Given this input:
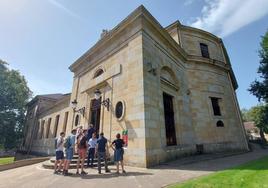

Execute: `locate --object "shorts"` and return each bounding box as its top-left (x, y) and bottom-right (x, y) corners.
top-left (78, 148), bottom-right (87, 158)
top-left (66, 148), bottom-right (74, 161)
top-left (55, 150), bottom-right (64, 160)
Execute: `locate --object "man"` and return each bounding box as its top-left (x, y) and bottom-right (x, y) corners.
top-left (54, 132), bottom-right (65, 174)
top-left (76, 129), bottom-right (88, 175)
top-left (87, 124), bottom-right (95, 141)
top-left (63, 129), bottom-right (76, 176)
top-left (87, 132), bottom-right (97, 167)
top-left (95, 132), bottom-right (110, 174)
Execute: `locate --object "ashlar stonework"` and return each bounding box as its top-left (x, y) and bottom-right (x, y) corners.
top-left (22, 5), bottom-right (248, 167)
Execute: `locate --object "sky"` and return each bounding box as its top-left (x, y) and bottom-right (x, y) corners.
top-left (0, 0), bottom-right (268, 109)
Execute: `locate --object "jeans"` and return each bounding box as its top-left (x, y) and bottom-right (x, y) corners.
top-left (87, 148), bottom-right (95, 166)
top-left (97, 152), bottom-right (108, 173)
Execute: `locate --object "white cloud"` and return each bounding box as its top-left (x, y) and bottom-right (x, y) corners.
top-left (191, 0), bottom-right (268, 37)
top-left (47, 0), bottom-right (82, 20)
top-left (184, 0), bottom-right (195, 6)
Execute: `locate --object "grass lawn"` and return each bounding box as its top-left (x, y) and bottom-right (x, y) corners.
top-left (0, 157), bottom-right (14, 165)
top-left (169, 156), bottom-right (268, 188)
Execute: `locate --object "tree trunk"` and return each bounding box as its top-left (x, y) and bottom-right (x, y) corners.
top-left (259, 128), bottom-right (267, 145)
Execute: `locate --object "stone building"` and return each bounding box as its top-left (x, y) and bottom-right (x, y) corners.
top-left (22, 5), bottom-right (248, 167)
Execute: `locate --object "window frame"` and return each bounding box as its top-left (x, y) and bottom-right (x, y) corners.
top-left (210, 97), bottom-right (222, 116)
top-left (200, 43), bottom-right (210, 58)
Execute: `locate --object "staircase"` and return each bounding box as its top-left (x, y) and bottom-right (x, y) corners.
top-left (42, 154), bottom-right (113, 169)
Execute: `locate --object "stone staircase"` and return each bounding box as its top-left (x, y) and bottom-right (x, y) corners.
top-left (42, 154), bottom-right (113, 169)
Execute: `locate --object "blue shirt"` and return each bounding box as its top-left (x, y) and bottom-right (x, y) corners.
top-left (87, 127), bottom-right (95, 140)
top-left (69, 134), bottom-right (76, 149)
top-left (97, 136), bottom-right (107, 152)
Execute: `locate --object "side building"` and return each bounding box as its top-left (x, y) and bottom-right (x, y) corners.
top-left (22, 5), bottom-right (248, 167)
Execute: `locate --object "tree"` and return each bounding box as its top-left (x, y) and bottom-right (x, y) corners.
top-left (241, 108), bottom-right (253, 122)
top-left (249, 104), bottom-right (268, 144)
top-left (249, 30), bottom-right (268, 102)
top-left (0, 60), bottom-right (32, 150)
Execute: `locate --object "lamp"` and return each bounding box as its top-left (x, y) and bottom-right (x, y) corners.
top-left (94, 89), bottom-right (110, 111)
top-left (70, 99), bottom-right (85, 117)
top-left (94, 89), bottom-right (101, 100)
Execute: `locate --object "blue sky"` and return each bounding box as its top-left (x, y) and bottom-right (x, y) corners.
top-left (0, 0), bottom-right (268, 109)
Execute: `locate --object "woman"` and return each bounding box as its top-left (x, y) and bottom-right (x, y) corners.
top-left (111, 133), bottom-right (126, 174)
top-left (76, 130), bottom-right (88, 175)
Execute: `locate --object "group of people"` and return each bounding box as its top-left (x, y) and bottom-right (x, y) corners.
top-left (53, 124), bottom-right (126, 176)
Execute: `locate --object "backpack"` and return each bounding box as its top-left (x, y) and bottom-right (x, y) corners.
top-left (64, 136), bottom-right (71, 149)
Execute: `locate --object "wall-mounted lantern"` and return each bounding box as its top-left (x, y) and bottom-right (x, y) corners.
top-left (94, 89), bottom-right (110, 111)
top-left (70, 99), bottom-right (85, 117)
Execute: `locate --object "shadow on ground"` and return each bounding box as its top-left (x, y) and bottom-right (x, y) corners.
top-left (149, 147), bottom-right (268, 172)
top-left (66, 171), bottom-right (153, 179)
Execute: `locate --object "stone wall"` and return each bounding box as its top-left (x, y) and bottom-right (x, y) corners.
top-left (23, 6), bottom-right (248, 167)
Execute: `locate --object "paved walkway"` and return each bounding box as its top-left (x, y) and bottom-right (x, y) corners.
top-left (0, 146), bottom-right (267, 188)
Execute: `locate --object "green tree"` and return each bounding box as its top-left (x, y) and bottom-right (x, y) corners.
top-left (249, 30), bottom-right (268, 102)
top-left (241, 108), bottom-right (253, 122)
top-left (250, 104), bottom-right (268, 144)
top-left (0, 60), bottom-right (32, 150)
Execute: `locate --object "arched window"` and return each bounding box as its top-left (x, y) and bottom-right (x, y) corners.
top-left (75, 114), bottom-right (80, 127)
top-left (93, 69), bottom-right (104, 78)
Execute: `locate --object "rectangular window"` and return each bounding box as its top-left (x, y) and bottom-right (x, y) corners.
top-left (40, 120), bottom-right (45, 139)
top-left (200, 43), bottom-right (210, 58)
top-left (163, 92), bottom-right (177, 146)
top-left (62, 112), bottom-right (69, 134)
top-left (34, 121), bottom-right (40, 140)
top-left (53, 115), bottom-right (60, 137)
top-left (210, 97), bottom-right (221, 116)
top-left (45, 118), bottom-right (51, 138)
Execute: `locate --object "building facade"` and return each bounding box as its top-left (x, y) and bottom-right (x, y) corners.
top-left (22, 6), bottom-right (249, 167)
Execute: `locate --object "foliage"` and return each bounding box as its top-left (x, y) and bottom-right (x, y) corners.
top-left (0, 60), bottom-right (32, 150)
top-left (249, 104), bottom-right (268, 143)
top-left (241, 104), bottom-right (268, 143)
top-left (169, 156), bottom-right (268, 188)
top-left (249, 30), bottom-right (268, 102)
top-left (0, 157), bottom-right (14, 165)
top-left (241, 108), bottom-right (253, 122)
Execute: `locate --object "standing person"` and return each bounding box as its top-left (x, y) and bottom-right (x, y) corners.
top-left (111, 133), bottom-right (126, 174)
top-left (54, 132), bottom-right (65, 174)
top-left (95, 132), bottom-right (110, 174)
top-left (63, 129), bottom-right (76, 176)
top-left (87, 132), bottom-right (97, 167)
top-left (76, 126), bottom-right (83, 141)
top-left (76, 129), bottom-right (88, 175)
top-left (87, 124), bottom-right (95, 141)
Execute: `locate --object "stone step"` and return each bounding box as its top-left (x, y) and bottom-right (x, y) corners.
top-left (42, 160), bottom-right (113, 169)
top-left (50, 155), bottom-right (112, 164)
top-left (50, 158), bottom-right (103, 164)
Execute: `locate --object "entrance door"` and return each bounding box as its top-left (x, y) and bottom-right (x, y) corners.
top-left (90, 98), bottom-right (101, 135)
top-left (163, 92), bottom-right (177, 146)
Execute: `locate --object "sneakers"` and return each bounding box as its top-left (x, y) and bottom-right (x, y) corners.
top-left (81, 171), bottom-right (88, 175)
top-left (122, 170), bottom-right (126, 174)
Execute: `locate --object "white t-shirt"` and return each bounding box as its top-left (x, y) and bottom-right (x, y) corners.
top-left (56, 137), bottom-right (64, 151)
top-left (88, 138), bottom-right (97, 149)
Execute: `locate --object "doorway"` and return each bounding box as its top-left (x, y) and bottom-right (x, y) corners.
top-left (90, 98), bottom-right (101, 136)
top-left (163, 92), bottom-right (177, 146)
